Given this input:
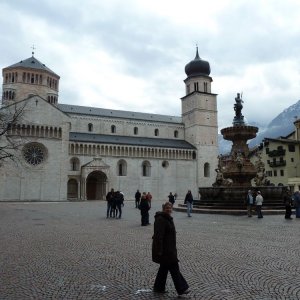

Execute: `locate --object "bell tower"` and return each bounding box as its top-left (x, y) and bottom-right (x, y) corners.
top-left (181, 48), bottom-right (218, 186)
top-left (2, 51), bottom-right (60, 105)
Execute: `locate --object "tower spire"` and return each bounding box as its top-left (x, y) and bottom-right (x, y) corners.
top-left (31, 44), bottom-right (36, 57)
top-left (195, 44), bottom-right (200, 60)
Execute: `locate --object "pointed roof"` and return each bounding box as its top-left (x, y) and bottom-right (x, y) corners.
top-left (4, 56), bottom-right (59, 77)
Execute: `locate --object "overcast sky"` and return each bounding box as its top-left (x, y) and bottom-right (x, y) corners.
top-left (1, 0), bottom-right (300, 130)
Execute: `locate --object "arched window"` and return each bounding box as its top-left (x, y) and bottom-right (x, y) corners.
top-left (88, 123), bottom-right (93, 132)
top-left (111, 125), bottom-right (116, 133)
top-left (154, 129), bottom-right (159, 136)
top-left (174, 130), bottom-right (178, 138)
top-left (142, 161), bottom-right (151, 177)
top-left (204, 162), bottom-right (210, 177)
top-left (70, 157), bottom-right (80, 171)
top-left (117, 159), bottom-right (127, 176)
top-left (134, 127), bottom-right (138, 135)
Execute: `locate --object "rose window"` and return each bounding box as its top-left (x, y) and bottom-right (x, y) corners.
top-left (23, 143), bottom-right (46, 166)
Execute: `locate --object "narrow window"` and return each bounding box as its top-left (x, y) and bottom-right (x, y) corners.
top-left (142, 161), bottom-right (151, 177)
top-left (204, 162), bottom-right (210, 177)
top-left (174, 130), bottom-right (178, 138)
top-left (134, 127), bottom-right (138, 135)
top-left (88, 123), bottom-right (93, 132)
top-left (274, 170), bottom-right (277, 177)
top-left (70, 157), bottom-right (80, 171)
top-left (194, 82), bottom-right (199, 91)
top-left (117, 160), bottom-right (127, 176)
top-left (154, 129), bottom-right (159, 136)
top-left (280, 170), bottom-right (284, 176)
top-left (111, 125), bottom-right (116, 133)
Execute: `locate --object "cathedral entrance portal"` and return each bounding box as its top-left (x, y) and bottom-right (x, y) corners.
top-left (86, 171), bottom-right (107, 200)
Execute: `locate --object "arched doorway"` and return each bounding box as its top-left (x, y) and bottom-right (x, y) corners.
top-left (67, 179), bottom-right (78, 199)
top-left (86, 171), bottom-right (107, 200)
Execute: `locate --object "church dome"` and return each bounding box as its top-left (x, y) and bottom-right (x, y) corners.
top-left (185, 48), bottom-right (211, 77)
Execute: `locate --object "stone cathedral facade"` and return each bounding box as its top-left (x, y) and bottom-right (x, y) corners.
top-left (0, 49), bottom-right (218, 201)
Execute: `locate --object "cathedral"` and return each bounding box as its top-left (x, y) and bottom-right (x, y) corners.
top-left (0, 49), bottom-right (218, 201)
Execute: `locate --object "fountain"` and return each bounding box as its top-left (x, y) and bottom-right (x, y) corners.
top-left (196, 93), bottom-right (287, 213)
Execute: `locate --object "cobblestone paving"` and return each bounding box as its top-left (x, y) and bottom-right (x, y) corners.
top-left (0, 200), bottom-right (299, 300)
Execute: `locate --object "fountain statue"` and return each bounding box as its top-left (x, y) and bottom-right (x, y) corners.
top-left (197, 93), bottom-right (287, 213)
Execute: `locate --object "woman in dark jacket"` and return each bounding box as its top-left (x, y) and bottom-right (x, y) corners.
top-left (152, 202), bottom-right (190, 295)
top-left (140, 192), bottom-right (150, 226)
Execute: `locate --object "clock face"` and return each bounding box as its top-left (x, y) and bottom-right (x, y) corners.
top-left (23, 143), bottom-right (46, 166)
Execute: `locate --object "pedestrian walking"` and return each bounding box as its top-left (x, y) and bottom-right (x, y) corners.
top-left (184, 190), bottom-right (193, 217)
top-left (135, 190), bottom-right (141, 208)
top-left (106, 188), bottom-right (114, 218)
top-left (152, 201), bottom-right (190, 296)
top-left (293, 190), bottom-right (300, 218)
top-left (283, 190), bottom-right (293, 219)
top-left (168, 192), bottom-right (175, 206)
top-left (140, 192), bottom-right (150, 226)
top-left (246, 190), bottom-right (254, 217)
top-left (255, 191), bottom-right (263, 218)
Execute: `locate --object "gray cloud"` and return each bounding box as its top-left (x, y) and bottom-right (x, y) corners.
top-left (1, 0), bottom-right (300, 131)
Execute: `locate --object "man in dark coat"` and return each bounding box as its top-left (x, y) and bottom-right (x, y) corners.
top-left (168, 192), bottom-right (175, 205)
top-left (152, 202), bottom-right (190, 296)
top-left (135, 190), bottom-right (141, 208)
top-left (115, 191), bottom-right (124, 219)
top-left (184, 190), bottom-right (193, 217)
top-left (106, 188), bottom-right (114, 218)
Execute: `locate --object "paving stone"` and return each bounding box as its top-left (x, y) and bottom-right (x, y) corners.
top-left (0, 201), bottom-right (299, 299)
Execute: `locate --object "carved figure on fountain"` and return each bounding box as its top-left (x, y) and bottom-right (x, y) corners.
top-left (253, 153), bottom-right (268, 186)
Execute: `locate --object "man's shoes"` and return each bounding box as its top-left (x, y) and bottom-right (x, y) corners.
top-left (178, 289), bottom-right (190, 295)
top-left (153, 289), bottom-right (168, 294)
top-left (188, 215), bottom-right (191, 217)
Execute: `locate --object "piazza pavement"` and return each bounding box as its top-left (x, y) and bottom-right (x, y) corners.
top-left (0, 199), bottom-right (299, 300)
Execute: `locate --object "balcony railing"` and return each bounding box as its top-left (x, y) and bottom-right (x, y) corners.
top-left (268, 149), bottom-right (286, 157)
top-left (269, 160), bottom-right (286, 167)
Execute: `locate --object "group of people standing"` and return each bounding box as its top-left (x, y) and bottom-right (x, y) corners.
top-left (246, 190), bottom-right (264, 218)
top-left (246, 189), bottom-right (300, 219)
top-left (106, 188), bottom-right (124, 219)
